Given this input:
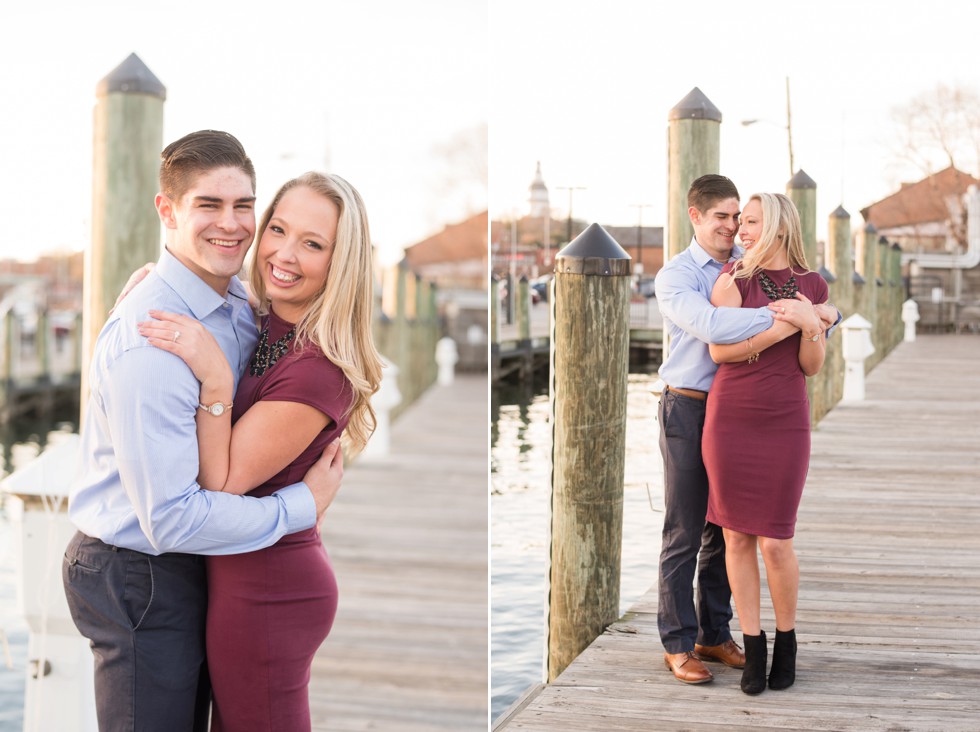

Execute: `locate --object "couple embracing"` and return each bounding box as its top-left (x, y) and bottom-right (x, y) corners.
top-left (655, 174), bottom-right (841, 695)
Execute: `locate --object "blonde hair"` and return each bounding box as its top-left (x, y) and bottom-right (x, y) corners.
top-left (732, 192), bottom-right (810, 281)
top-left (249, 172), bottom-right (383, 455)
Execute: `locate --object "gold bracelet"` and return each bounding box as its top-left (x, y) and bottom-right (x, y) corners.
top-left (746, 337), bottom-right (760, 364)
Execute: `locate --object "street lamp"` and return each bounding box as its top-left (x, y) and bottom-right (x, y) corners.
top-left (741, 76), bottom-right (795, 179)
top-left (556, 186), bottom-right (586, 243)
top-left (629, 203), bottom-right (653, 275)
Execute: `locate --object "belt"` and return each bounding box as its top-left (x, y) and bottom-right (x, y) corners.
top-left (664, 385), bottom-right (708, 401)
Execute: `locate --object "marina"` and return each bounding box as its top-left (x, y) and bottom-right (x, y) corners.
top-left (495, 334), bottom-right (980, 731)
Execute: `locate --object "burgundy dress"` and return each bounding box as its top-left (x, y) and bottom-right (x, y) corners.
top-left (703, 265), bottom-right (828, 540)
top-left (207, 309), bottom-right (353, 732)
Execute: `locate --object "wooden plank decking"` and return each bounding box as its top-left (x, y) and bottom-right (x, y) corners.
top-left (310, 373), bottom-right (488, 731)
top-left (498, 334), bottom-right (980, 731)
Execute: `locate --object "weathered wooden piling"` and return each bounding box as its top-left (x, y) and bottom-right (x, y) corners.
top-left (490, 274), bottom-right (500, 344)
top-left (786, 170), bottom-right (818, 269)
top-left (667, 88), bottom-right (721, 259)
top-left (548, 224), bottom-right (631, 681)
top-left (856, 223), bottom-right (879, 370)
top-left (517, 275), bottom-right (531, 341)
top-left (84, 53), bottom-right (165, 403)
top-left (814, 205), bottom-right (852, 422)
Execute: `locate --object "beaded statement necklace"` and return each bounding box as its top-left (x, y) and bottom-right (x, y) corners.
top-left (249, 323), bottom-right (296, 377)
top-left (758, 271), bottom-right (799, 301)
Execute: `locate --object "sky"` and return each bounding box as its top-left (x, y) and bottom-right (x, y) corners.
top-left (0, 0), bottom-right (487, 265)
top-left (490, 0), bottom-right (980, 247)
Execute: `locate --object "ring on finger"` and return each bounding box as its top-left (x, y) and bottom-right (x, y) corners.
top-left (173, 331), bottom-right (181, 343)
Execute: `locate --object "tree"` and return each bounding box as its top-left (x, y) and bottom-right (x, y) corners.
top-left (891, 83), bottom-right (980, 179)
top-left (889, 84), bottom-right (980, 252)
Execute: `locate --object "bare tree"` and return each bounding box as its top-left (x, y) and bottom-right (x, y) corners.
top-left (429, 122), bottom-right (488, 218)
top-left (888, 84), bottom-right (980, 251)
top-left (890, 84), bottom-right (980, 179)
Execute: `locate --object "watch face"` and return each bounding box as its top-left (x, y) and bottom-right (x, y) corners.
top-left (210, 403), bottom-right (225, 416)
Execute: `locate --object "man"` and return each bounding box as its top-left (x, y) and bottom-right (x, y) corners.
top-left (63, 130), bottom-right (342, 731)
top-left (655, 174), bottom-right (837, 684)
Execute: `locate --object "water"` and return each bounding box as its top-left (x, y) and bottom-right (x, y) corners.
top-left (490, 367), bottom-right (666, 722)
top-left (0, 408), bottom-right (78, 731)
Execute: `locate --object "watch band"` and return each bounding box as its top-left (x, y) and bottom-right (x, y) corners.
top-left (198, 401), bottom-right (233, 416)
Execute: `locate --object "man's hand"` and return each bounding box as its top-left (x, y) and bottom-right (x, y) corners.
top-left (814, 302), bottom-right (838, 330)
top-left (303, 440), bottom-right (344, 517)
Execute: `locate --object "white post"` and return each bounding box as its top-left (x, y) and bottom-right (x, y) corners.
top-left (361, 356), bottom-right (402, 461)
top-left (435, 337), bottom-right (458, 386)
top-left (902, 299), bottom-right (920, 342)
top-left (1, 435), bottom-right (98, 732)
top-left (841, 314), bottom-right (875, 402)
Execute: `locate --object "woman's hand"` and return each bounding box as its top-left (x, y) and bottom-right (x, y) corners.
top-left (111, 263), bottom-right (155, 312)
top-left (769, 293), bottom-right (822, 337)
top-left (138, 311), bottom-right (233, 396)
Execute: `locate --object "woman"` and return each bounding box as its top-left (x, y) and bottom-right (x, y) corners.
top-left (138, 171), bottom-right (383, 730)
top-left (701, 192), bottom-right (827, 695)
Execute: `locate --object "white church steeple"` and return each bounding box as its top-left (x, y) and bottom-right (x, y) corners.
top-left (528, 161), bottom-right (550, 218)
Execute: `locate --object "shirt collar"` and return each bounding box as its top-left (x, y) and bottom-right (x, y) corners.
top-left (156, 248), bottom-right (250, 319)
top-left (688, 236), bottom-right (744, 269)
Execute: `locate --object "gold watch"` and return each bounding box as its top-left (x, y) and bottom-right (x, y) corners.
top-left (199, 401), bottom-right (233, 416)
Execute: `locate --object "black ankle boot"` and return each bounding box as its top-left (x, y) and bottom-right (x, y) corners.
top-left (740, 630), bottom-right (767, 695)
top-left (768, 628), bottom-right (797, 690)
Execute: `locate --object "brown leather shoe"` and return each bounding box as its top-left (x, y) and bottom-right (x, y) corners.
top-left (663, 651), bottom-right (714, 684)
top-left (695, 639), bottom-right (745, 669)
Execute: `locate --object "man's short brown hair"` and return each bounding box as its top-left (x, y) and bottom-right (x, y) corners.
top-left (688, 174), bottom-right (739, 213)
top-left (159, 130), bottom-right (256, 201)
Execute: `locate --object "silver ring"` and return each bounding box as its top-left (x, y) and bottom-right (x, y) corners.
top-left (173, 331), bottom-right (181, 343)
top-left (780, 307), bottom-right (785, 313)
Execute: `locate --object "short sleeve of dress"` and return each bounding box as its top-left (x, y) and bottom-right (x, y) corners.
top-left (802, 271), bottom-right (830, 305)
top-left (259, 351), bottom-right (354, 430)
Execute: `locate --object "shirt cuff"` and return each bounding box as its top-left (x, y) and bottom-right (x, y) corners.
top-left (274, 481), bottom-right (318, 532)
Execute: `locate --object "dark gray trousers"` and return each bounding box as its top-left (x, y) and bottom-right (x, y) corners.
top-left (63, 531), bottom-right (210, 732)
top-left (657, 391), bottom-right (733, 653)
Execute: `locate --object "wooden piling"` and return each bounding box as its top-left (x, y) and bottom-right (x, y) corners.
top-left (667, 88), bottom-right (721, 260)
top-left (787, 170), bottom-right (818, 269)
top-left (517, 275), bottom-right (531, 341)
top-left (548, 223), bottom-right (631, 682)
top-left (84, 53), bottom-right (165, 405)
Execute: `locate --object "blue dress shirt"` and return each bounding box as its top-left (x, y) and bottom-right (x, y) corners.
top-left (69, 248), bottom-right (317, 555)
top-left (655, 238), bottom-right (774, 392)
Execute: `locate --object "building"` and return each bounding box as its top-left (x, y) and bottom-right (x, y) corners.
top-left (860, 166), bottom-right (979, 256)
top-left (861, 166), bottom-right (980, 329)
top-left (528, 161), bottom-right (550, 218)
top-left (402, 210), bottom-right (488, 369)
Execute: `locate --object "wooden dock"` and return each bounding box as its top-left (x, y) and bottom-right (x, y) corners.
top-left (310, 373), bottom-right (488, 731)
top-left (497, 334), bottom-right (980, 731)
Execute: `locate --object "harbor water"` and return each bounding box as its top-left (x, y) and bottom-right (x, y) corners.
top-left (490, 367), bottom-right (666, 723)
top-left (0, 411), bottom-right (78, 732)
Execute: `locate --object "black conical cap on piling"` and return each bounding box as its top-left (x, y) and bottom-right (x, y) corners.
top-left (864, 222), bottom-right (878, 234)
top-left (555, 223), bottom-right (631, 276)
top-left (831, 205), bottom-right (849, 218)
top-left (668, 87), bottom-right (722, 122)
top-left (788, 170), bottom-right (816, 189)
top-left (97, 53), bottom-right (166, 99)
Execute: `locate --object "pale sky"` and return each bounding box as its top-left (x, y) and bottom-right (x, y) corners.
top-left (490, 0), bottom-right (980, 246)
top-left (0, 0), bottom-right (487, 265)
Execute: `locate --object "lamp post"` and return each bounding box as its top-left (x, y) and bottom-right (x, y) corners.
top-left (629, 203), bottom-right (653, 275)
top-left (556, 186), bottom-right (586, 244)
top-left (741, 76), bottom-right (795, 178)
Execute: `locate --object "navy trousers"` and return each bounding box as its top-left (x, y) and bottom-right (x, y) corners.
top-left (657, 390), bottom-right (734, 653)
top-left (63, 531), bottom-right (210, 732)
